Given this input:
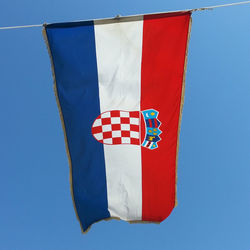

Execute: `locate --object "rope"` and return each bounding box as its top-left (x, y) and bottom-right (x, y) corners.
top-left (0, 24), bottom-right (43, 30)
top-left (1, 1), bottom-right (250, 30)
top-left (193, 0), bottom-right (250, 11)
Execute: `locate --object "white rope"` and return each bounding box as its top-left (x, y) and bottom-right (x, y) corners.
top-left (193, 0), bottom-right (250, 11)
top-left (0, 24), bottom-right (43, 30)
top-left (1, 1), bottom-right (250, 30)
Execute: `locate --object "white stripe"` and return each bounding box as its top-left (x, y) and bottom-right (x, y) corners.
top-left (94, 18), bottom-right (143, 221)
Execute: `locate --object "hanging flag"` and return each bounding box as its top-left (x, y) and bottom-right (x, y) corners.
top-left (43, 11), bottom-right (192, 233)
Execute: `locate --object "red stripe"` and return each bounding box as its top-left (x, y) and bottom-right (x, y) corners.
top-left (148, 119), bottom-right (153, 127)
top-left (141, 12), bottom-right (191, 222)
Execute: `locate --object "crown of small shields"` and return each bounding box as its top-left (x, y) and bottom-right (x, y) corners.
top-left (92, 109), bottom-right (162, 150)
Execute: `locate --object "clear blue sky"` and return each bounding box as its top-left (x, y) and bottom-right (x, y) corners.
top-left (1, 0), bottom-right (250, 249)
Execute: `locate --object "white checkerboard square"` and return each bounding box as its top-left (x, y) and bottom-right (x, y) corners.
top-left (130, 131), bottom-right (139, 139)
top-left (120, 111), bottom-right (130, 118)
top-left (94, 133), bottom-right (103, 141)
top-left (111, 117), bottom-right (121, 124)
top-left (102, 124), bottom-right (112, 132)
top-left (112, 131), bottom-right (122, 138)
top-left (122, 137), bottom-right (131, 144)
top-left (121, 124), bottom-right (130, 131)
top-left (101, 112), bottom-right (111, 118)
top-left (130, 118), bottom-right (139, 125)
top-left (93, 119), bottom-right (102, 127)
top-left (103, 138), bottom-right (113, 144)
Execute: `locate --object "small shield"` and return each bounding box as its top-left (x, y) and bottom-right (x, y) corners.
top-left (92, 109), bottom-right (162, 149)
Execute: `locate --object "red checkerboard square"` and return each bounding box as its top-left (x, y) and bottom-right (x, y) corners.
top-left (129, 111), bottom-right (139, 118)
top-left (121, 130), bottom-right (130, 137)
top-left (130, 138), bottom-right (140, 145)
top-left (110, 110), bottom-right (120, 117)
top-left (130, 124), bottom-right (139, 132)
top-left (121, 117), bottom-right (130, 124)
top-left (102, 117), bottom-right (111, 125)
top-left (112, 137), bottom-right (122, 144)
top-left (103, 131), bottom-right (112, 139)
top-left (112, 124), bottom-right (121, 131)
top-left (92, 126), bottom-right (102, 134)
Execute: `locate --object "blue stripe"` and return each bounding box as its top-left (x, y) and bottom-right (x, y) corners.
top-left (46, 22), bottom-right (110, 231)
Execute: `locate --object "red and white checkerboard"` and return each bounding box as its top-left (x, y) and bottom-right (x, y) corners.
top-left (92, 110), bottom-right (140, 145)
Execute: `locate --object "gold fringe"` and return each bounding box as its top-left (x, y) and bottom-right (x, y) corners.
top-left (175, 16), bottom-right (193, 207)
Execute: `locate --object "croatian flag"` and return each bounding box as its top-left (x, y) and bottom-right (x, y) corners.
top-left (44, 11), bottom-right (191, 232)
